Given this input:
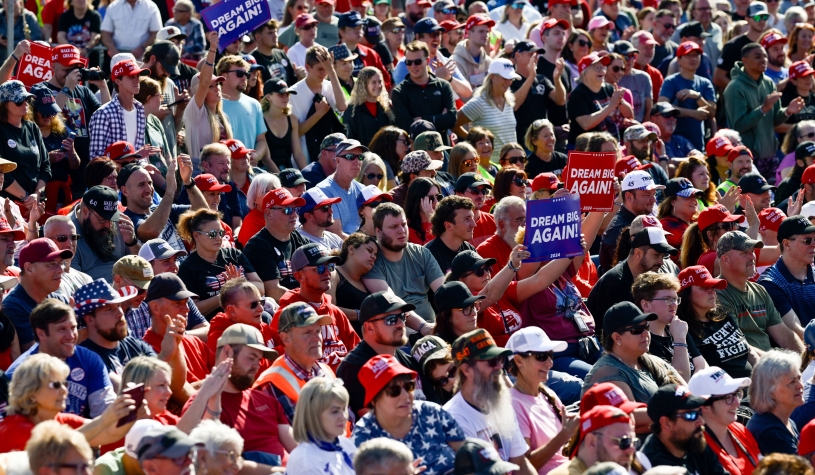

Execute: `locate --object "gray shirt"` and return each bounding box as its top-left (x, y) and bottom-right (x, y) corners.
top-left (582, 352), bottom-right (679, 403)
top-left (59, 268), bottom-right (94, 297)
top-left (70, 208), bottom-right (130, 283)
top-left (619, 70), bottom-right (653, 123)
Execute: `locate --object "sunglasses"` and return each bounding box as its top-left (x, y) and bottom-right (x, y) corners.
top-left (272, 206), bottom-right (300, 215)
top-left (369, 312), bottom-right (407, 325)
top-left (433, 364), bottom-right (457, 387)
top-left (366, 173), bottom-right (385, 180)
top-left (228, 69), bottom-right (249, 78)
top-left (610, 65), bottom-right (623, 73)
top-left (312, 205), bottom-right (332, 213)
top-left (405, 58), bottom-right (425, 66)
top-left (708, 389), bottom-right (744, 405)
top-left (427, 193), bottom-right (444, 203)
top-left (382, 379), bottom-right (416, 397)
top-left (308, 262), bottom-right (336, 274)
top-left (503, 156), bottom-right (527, 165)
top-left (576, 39), bottom-right (592, 47)
top-left (752, 14), bottom-right (770, 21)
top-left (441, 6), bottom-right (458, 13)
top-left (624, 52), bottom-right (638, 59)
top-left (522, 350), bottom-right (554, 362)
top-left (790, 237), bottom-right (815, 245)
top-left (481, 355), bottom-right (505, 367)
top-left (389, 27), bottom-right (406, 34)
top-left (13, 97), bottom-right (31, 107)
top-left (462, 159), bottom-right (476, 168)
top-left (299, 24), bottom-right (315, 30)
top-left (598, 433), bottom-right (638, 450)
top-left (513, 177), bottom-right (529, 187)
top-left (466, 187), bottom-right (490, 195)
top-left (247, 300), bottom-right (263, 310)
top-left (340, 153), bottom-right (364, 161)
top-left (53, 234), bottom-right (79, 243)
top-left (396, 138), bottom-right (411, 145)
top-left (621, 324), bottom-right (649, 335)
top-left (801, 131), bottom-right (815, 139)
top-left (661, 22), bottom-right (677, 30)
top-left (462, 267), bottom-right (489, 279)
top-left (510, 2), bottom-right (525, 8)
top-left (676, 410), bottom-right (702, 421)
top-left (196, 229), bottom-right (226, 239)
top-left (47, 380), bottom-right (68, 389)
top-left (458, 301), bottom-right (481, 316)
top-left (365, 200), bottom-right (384, 208)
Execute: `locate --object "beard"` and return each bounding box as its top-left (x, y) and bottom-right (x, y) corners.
top-left (82, 216), bottom-right (117, 262)
top-left (229, 370), bottom-right (255, 391)
top-left (408, 10), bottom-right (423, 23)
top-left (470, 368), bottom-right (517, 438)
top-left (98, 323), bottom-right (127, 342)
top-left (374, 325), bottom-right (408, 347)
top-left (380, 233), bottom-right (407, 252)
top-left (597, 440), bottom-right (633, 469)
top-left (672, 427), bottom-right (707, 454)
top-left (630, 143), bottom-right (650, 162)
top-left (317, 216), bottom-right (334, 228)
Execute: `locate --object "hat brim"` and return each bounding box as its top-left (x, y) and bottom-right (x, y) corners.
top-left (0, 158), bottom-right (16, 173)
top-left (308, 197), bottom-right (343, 210)
top-left (44, 249), bottom-right (74, 262)
top-left (649, 241), bottom-right (678, 256)
top-left (365, 301), bottom-right (417, 321)
top-left (723, 214), bottom-right (746, 225)
top-left (160, 60), bottom-right (180, 77)
top-left (0, 228), bottom-right (25, 241)
top-left (361, 193), bottom-right (393, 207)
top-left (249, 64), bottom-right (265, 72)
top-left (0, 275), bottom-right (17, 291)
top-left (697, 276), bottom-right (728, 290)
top-left (466, 181), bottom-right (492, 190)
top-left (157, 439), bottom-right (204, 460)
top-left (151, 248), bottom-right (188, 260)
top-left (494, 70), bottom-right (523, 80)
top-left (113, 153), bottom-right (142, 162)
top-left (281, 314), bottom-right (333, 332)
top-left (675, 188), bottom-right (704, 198)
top-left (125, 278), bottom-right (152, 290)
top-left (515, 339), bottom-right (568, 353)
top-left (473, 345), bottom-right (513, 361)
top-left (481, 460), bottom-right (522, 475)
top-left (59, 58), bottom-right (84, 67)
top-left (618, 400), bottom-right (647, 414)
top-left (285, 177), bottom-right (310, 187)
top-left (623, 311), bottom-right (658, 329)
top-left (35, 101), bottom-right (62, 116)
top-left (279, 196), bottom-right (307, 207)
top-left (167, 290), bottom-right (198, 301)
top-left (427, 160), bottom-right (444, 170)
top-left (699, 377), bottom-right (751, 399)
top-left (245, 343), bottom-right (280, 360)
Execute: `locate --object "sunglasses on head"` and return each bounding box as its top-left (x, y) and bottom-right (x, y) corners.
top-left (228, 69), bottom-right (249, 78)
top-left (621, 323), bottom-right (649, 335)
top-left (272, 206), bottom-right (300, 215)
top-left (427, 193), bottom-right (444, 203)
top-left (466, 187), bottom-right (490, 195)
top-left (433, 364), bottom-right (457, 387)
top-left (309, 262), bottom-right (336, 274)
top-left (196, 229), bottom-right (226, 239)
top-left (405, 58), bottom-right (425, 66)
top-left (366, 173), bottom-right (385, 180)
top-left (368, 312), bottom-right (407, 326)
top-left (513, 177), bottom-right (529, 187)
top-left (522, 350), bottom-right (554, 362)
top-left (53, 234), bottom-right (79, 243)
top-left (676, 409), bottom-right (702, 421)
top-left (576, 39), bottom-right (592, 47)
top-left (503, 156), bottom-right (527, 165)
top-left (340, 153), bottom-right (364, 161)
top-left (610, 65), bottom-right (623, 73)
top-left (382, 379), bottom-right (416, 397)
top-left (598, 433), bottom-right (638, 450)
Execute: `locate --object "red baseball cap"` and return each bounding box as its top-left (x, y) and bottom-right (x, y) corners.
top-left (295, 13), bottom-right (319, 28)
top-left (465, 14), bottom-right (495, 31)
top-left (111, 59), bottom-right (150, 81)
top-left (359, 354), bottom-right (417, 407)
top-left (105, 141), bottom-right (141, 162)
top-left (761, 32), bottom-right (788, 50)
top-left (677, 265), bottom-right (727, 292)
top-left (632, 30), bottom-right (659, 46)
top-left (581, 383), bottom-right (646, 414)
top-left (572, 406), bottom-right (632, 459)
top-left (727, 145), bottom-right (753, 163)
top-left (316, 0), bottom-right (335, 4)
top-left (705, 135), bottom-right (734, 157)
top-left (540, 18), bottom-right (570, 33)
top-left (19, 238), bottom-right (73, 269)
top-left (51, 45), bottom-right (83, 68)
top-left (577, 52), bottom-right (612, 74)
top-left (195, 174), bottom-right (233, 193)
top-left (439, 20), bottom-right (464, 31)
top-left (799, 419), bottom-right (815, 456)
top-left (676, 41), bottom-right (703, 57)
top-left (220, 139), bottom-right (254, 159)
top-left (531, 172), bottom-right (561, 191)
top-left (697, 204), bottom-right (745, 231)
top-left (549, 0), bottom-right (578, 5)
top-left (614, 156), bottom-right (653, 179)
top-left (802, 164), bottom-right (815, 184)
top-left (759, 207), bottom-right (786, 233)
top-left (790, 60), bottom-right (815, 79)
top-left (262, 188), bottom-right (307, 210)
top-left (0, 216), bottom-right (24, 240)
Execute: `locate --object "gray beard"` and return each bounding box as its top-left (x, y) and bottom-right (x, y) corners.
top-left (471, 369), bottom-right (518, 438)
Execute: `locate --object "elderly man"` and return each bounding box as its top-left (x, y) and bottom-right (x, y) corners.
top-left (650, 102), bottom-right (696, 159)
top-left (315, 139), bottom-right (368, 238)
top-left (477, 196), bottom-right (524, 273)
top-left (716, 231), bottom-right (804, 354)
top-left (302, 133), bottom-right (344, 188)
top-left (42, 215), bottom-right (92, 296)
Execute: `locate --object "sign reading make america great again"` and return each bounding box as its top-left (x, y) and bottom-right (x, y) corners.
top-left (202, 0), bottom-right (271, 52)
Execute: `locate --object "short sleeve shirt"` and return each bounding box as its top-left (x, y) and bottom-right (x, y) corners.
top-left (567, 83), bottom-right (619, 144)
top-left (177, 247), bottom-right (256, 319)
top-left (460, 94), bottom-right (517, 163)
top-left (315, 176), bottom-right (365, 235)
top-left (125, 204), bottom-right (189, 262)
top-left (510, 387), bottom-right (568, 475)
top-left (716, 281), bottom-right (784, 352)
top-left (424, 238), bottom-right (475, 275)
top-left (222, 95), bottom-right (265, 153)
top-left (442, 392), bottom-right (529, 461)
top-left (687, 315), bottom-right (753, 379)
top-left (659, 73), bottom-right (716, 150)
top-left (79, 336), bottom-right (156, 375)
top-left (243, 228), bottom-right (310, 288)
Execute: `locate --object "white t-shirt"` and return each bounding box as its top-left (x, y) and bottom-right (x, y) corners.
top-left (284, 438), bottom-right (356, 475)
top-left (122, 106), bottom-right (138, 145)
top-left (287, 42), bottom-right (309, 70)
top-left (290, 78), bottom-right (339, 162)
top-left (100, 0), bottom-right (162, 51)
top-left (442, 392), bottom-right (529, 461)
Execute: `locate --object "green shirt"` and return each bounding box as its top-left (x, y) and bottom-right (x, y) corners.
top-left (717, 179), bottom-right (737, 196)
top-left (94, 447), bottom-right (126, 475)
top-left (716, 280), bottom-right (784, 351)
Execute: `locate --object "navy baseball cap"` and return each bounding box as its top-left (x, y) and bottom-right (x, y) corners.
top-left (30, 84), bottom-right (61, 116)
top-left (414, 17), bottom-right (444, 35)
top-left (338, 11), bottom-right (364, 28)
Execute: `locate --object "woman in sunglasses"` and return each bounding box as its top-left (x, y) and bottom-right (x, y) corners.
top-left (382, 18), bottom-right (406, 67)
top-left (524, 119), bottom-right (567, 181)
top-left (507, 327), bottom-right (577, 475)
top-left (680, 204), bottom-right (747, 274)
top-left (465, 126), bottom-right (499, 182)
top-left (447, 142), bottom-right (479, 179)
top-left (344, 67), bottom-right (395, 150)
top-left (498, 143), bottom-right (527, 171)
top-left (331, 232), bottom-right (379, 335)
top-left (495, 0), bottom-right (532, 42)
top-left (603, 53), bottom-right (634, 129)
top-left (405, 177), bottom-right (442, 245)
top-left (356, 153), bottom-right (390, 192)
top-left (432, 281), bottom-right (487, 345)
top-left (352, 354), bottom-right (466, 474)
top-left (492, 168), bottom-right (529, 206)
top-left (177, 208), bottom-right (263, 319)
top-left (563, 30), bottom-right (592, 89)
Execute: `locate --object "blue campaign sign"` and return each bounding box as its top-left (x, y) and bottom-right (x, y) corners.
top-left (202, 0), bottom-right (271, 52)
top-left (524, 194), bottom-right (584, 262)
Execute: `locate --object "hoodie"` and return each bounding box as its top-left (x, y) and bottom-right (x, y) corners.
top-left (451, 39), bottom-right (493, 88)
top-left (723, 61), bottom-right (789, 160)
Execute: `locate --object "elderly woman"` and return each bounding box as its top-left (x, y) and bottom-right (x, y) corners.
top-left (447, 142), bottom-right (479, 180)
top-left (190, 420), bottom-right (246, 475)
top-left (747, 350), bottom-right (805, 455)
top-left (657, 177), bottom-right (705, 256)
top-left (331, 232), bottom-right (378, 335)
top-left (583, 302), bottom-right (684, 403)
top-left (465, 126), bottom-right (499, 182)
top-left (353, 354), bottom-right (465, 473)
top-left (411, 335), bottom-right (456, 405)
top-left (270, 377), bottom-right (354, 474)
top-left (454, 58), bottom-right (519, 164)
top-left (27, 421), bottom-right (93, 475)
top-left (524, 119), bottom-right (567, 180)
top-left (357, 153), bottom-right (389, 191)
top-left (236, 173), bottom-right (281, 247)
top-left (0, 353), bottom-right (136, 452)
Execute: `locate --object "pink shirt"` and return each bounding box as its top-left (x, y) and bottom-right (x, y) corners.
top-left (510, 387), bottom-right (569, 475)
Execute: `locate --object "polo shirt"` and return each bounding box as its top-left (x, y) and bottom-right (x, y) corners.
top-left (758, 258), bottom-right (815, 327)
top-left (315, 175), bottom-right (365, 235)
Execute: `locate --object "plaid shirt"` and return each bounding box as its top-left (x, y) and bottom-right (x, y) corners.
top-left (166, 18), bottom-right (206, 60)
top-left (88, 95), bottom-right (145, 159)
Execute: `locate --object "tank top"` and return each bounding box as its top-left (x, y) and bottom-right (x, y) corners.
top-left (336, 270), bottom-right (370, 336)
top-left (265, 114), bottom-right (294, 170)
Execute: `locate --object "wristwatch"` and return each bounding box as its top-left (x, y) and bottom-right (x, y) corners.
top-left (60, 87), bottom-right (71, 96)
top-left (184, 180), bottom-right (196, 189)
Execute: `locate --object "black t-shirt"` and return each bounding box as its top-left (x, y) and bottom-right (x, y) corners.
top-left (42, 130), bottom-right (71, 182)
top-left (252, 49), bottom-right (297, 87)
top-left (649, 329), bottom-right (702, 373)
top-left (567, 82), bottom-right (618, 144)
top-left (57, 9), bottom-right (101, 50)
top-left (243, 228), bottom-right (310, 289)
top-left (0, 121), bottom-right (50, 197)
top-left (652, 40), bottom-right (677, 68)
top-left (641, 432), bottom-right (729, 475)
top-left (717, 34), bottom-right (752, 79)
top-left (370, 41), bottom-right (393, 71)
top-left (79, 336), bottom-right (156, 374)
top-left (781, 82), bottom-right (815, 124)
top-left (687, 314), bottom-right (753, 378)
top-left (525, 150), bottom-right (567, 179)
top-left (536, 56), bottom-right (572, 127)
top-left (424, 238), bottom-right (475, 275)
top-left (177, 247), bottom-right (256, 319)
top-left (511, 74), bottom-right (555, 143)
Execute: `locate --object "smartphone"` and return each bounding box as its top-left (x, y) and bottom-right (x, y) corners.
top-left (167, 98), bottom-right (190, 107)
top-left (117, 383), bottom-right (145, 427)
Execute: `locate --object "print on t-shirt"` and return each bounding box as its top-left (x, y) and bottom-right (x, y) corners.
top-left (64, 98), bottom-right (88, 137)
top-left (496, 303), bottom-right (522, 334)
top-left (205, 268), bottom-right (246, 296)
top-left (702, 319), bottom-right (750, 361)
top-left (321, 324), bottom-right (349, 368)
top-left (65, 21), bottom-right (93, 49)
top-left (275, 248), bottom-right (293, 281)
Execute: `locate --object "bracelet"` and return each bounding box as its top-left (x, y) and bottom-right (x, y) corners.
top-left (204, 60), bottom-right (214, 67)
top-left (10, 53), bottom-right (17, 61)
top-left (205, 406), bottom-right (222, 417)
top-left (125, 237), bottom-right (138, 247)
top-left (184, 180), bottom-right (197, 189)
top-left (672, 342), bottom-right (688, 348)
top-left (418, 322), bottom-right (426, 334)
top-left (508, 260), bottom-right (520, 272)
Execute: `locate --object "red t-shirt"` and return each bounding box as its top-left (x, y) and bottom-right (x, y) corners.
top-left (703, 423), bottom-right (761, 475)
top-left (471, 212), bottom-right (497, 247)
top-left (478, 281), bottom-right (523, 347)
top-left (207, 313), bottom-right (275, 375)
top-left (237, 209), bottom-right (265, 247)
top-left (573, 253), bottom-right (598, 298)
top-left (143, 329), bottom-right (213, 382)
top-left (0, 413), bottom-right (85, 452)
top-left (408, 222), bottom-right (433, 245)
top-left (476, 233), bottom-right (512, 274)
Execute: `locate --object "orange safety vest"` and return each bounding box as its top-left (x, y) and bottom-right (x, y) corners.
top-left (253, 357), bottom-right (335, 403)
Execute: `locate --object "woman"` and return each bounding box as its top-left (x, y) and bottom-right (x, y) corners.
top-left (657, 177), bottom-right (703, 255)
top-left (134, 77), bottom-right (171, 177)
top-left (603, 52), bottom-right (635, 131)
top-left (567, 52), bottom-right (633, 145)
top-left (563, 29), bottom-right (592, 89)
top-left (354, 185), bottom-right (391, 236)
top-left (382, 18), bottom-right (406, 67)
top-left (334, 46), bottom-right (356, 102)
top-left (780, 62), bottom-right (815, 131)
top-left (524, 119), bottom-right (567, 179)
top-left (675, 154), bottom-right (718, 211)
top-left (432, 281), bottom-right (487, 345)
top-left (587, 17), bottom-right (612, 53)
top-left (243, 55), bottom-right (265, 102)
top-left (498, 143), bottom-right (527, 171)
top-left (353, 354), bottom-right (466, 473)
top-left (788, 23), bottom-right (815, 63)
top-left (714, 11), bottom-right (731, 38)
top-left (676, 265), bottom-right (754, 377)
top-left (583, 301), bottom-right (684, 403)
top-left (190, 420), bottom-right (247, 475)
top-left (465, 126), bottom-right (499, 182)
top-left (410, 335), bottom-right (455, 405)
top-left (56, 0), bottom-right (102, 56)
top-left (495, 0), bottom-right (532, 42)
top-left (262, 78), bottom-right (306, 172)
top-left (778, 142), bottom-right (815, 208)
top-left (447, 142), bottom-right (479, 180)
top-left (0, 80), bottom-right (49, 209)
top-left (689, 367), bottom-right (760, 475)
top-left (374, 0), bottom-right (391, 23)
top-left (343, 67), bottom-right (395, 148)
top-left (802, 320), bottom-right (815, 386)
top-left (680, 204), bottom-right (746, 273)
top-left (236, 173), bottom-right (280, 247)
top-left (368, 126), bottom-right (409, 189)
top-left (405, 177), bottom-right (441, 245)
top-left (184, 31), bottom-right (234, 174)
top-left (356, 153), bottom-right (389, 191)
top-left (176, 208), bottom-right (263, 318)
top-left (0, 0), bottom-right (42, 47)
top-left (330, 232), bottom-right (377, 335)
top-left (287, 377), bottom-right (356, 474)
top-left (637, 7), bottom-right (656, 32)
top-left (492, 168), bottom-right (528, 204)
top-left (280, 0), bottom-right (308, 33)
top-left (507, 327), bottom-right (578, 475)
top-left (0, 353), bottom-right (136, 452)
top-left (455, 58), bottom-right (519, 164)
top-left (777, 121), bottom-right (815, 197)
top-left (747, 350), bottom-right (805, 455)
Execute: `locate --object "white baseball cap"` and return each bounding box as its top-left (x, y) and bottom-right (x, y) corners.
top-left (801, 201), bottom-right (815, 219)
top-left (621, 170), bottom-right (666, 192)
top-left (125, 420), bottom-right (163, 459)
top-left (110, 52), bottom-right (137, 72)
top-left (488, 58), bottom-right (522, 81)
top-left (688, 366), bottom-right (751, 398)
top-left (506, 327), bottom-right (567, 353)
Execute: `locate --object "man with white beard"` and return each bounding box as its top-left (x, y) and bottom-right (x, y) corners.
top-left (443, 328), bottom-right (537, 474)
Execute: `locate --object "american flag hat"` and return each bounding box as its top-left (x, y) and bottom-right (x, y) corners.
top-left (74, 278), bottom-right (139, 318)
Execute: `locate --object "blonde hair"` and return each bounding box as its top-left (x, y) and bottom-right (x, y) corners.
top-left (291, 377), bottom-right (350, 443)
top-left (447, 142), bottom-right (478, 179)
top-left (349, 67), bottom-right (394, 121)
top-left (524, 119), bottom-right (552, 152)
top-left (8, 353), bottom-right (70, 416)
top-left (357, 153), bottom-right (389, 191)
top-left (120, 356), bottom-right (172, 395)
top-left (261, 91), bottom-right (293, 115)
top-left (27, 420), bottom-right (93, 475)
top-left (192, 72), bottom-right (234, 145)
top-left (477, 74), bottom-right (515, 109)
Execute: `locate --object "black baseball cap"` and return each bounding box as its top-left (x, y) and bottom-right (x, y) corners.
top-left (652, 102), bottom-right (680, 117)
top-left (603, 301), bottom-right (657, 336)
top-left (434, 281), bottom-right (486, 314)
top-left (146, 41), bottom-right (180, 76)
top-left (630, 228), bottom-right (678, 255)
top-left (278, 168), bottom-right (309, 188)
top-left (449, 250), bottom-right (496, 282)
top-left (454, 438), bottom-right (520, 475)
top-left (796, 141), bottom-right (815, 162)
top-left (364, 17), bottom-right (384, 41)
top-left (647, 383), bottom-right (708, 422)
top-left (264, 79), bottom-right (297, 96)
top-left (664, 177), bottom-right (703, 199)
top-left (359, 291), bottom-right (416, 323)
top-left (455, 172), bottom-right (492, 193)
top-left (409, 119), bottom-right (436, 141)
top-left (290, 243), bottom-right (341, 272)
top-left (612, 40), bottom-right (638, 55)
top-left (117, 162), bottom-right (144, 189)
top-left (513, 40), bottom-right (544, 55)
top-left (738, 173), bottom-right (776, 194)
top-left (777, 215), bottom-right (815, 242)
top-left (145, 273), bottom-right (198, 302)
top-left (82, 185), bottom-right (121, 222)
top-left (679, 21), bottom-right (711, 39)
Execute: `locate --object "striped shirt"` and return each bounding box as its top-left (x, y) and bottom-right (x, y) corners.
top-left (758, 257), bottom-right (815, 327)
top-left (460, 94), bottom-right (517, 164)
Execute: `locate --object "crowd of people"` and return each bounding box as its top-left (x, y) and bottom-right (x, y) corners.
top-left (0, 0), bottom-right (814, 473)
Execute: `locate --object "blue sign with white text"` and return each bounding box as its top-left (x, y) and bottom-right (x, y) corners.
top-left (524, 194), bottom-right (584, 262)
top-left (202, 0), bottom-right (271, 52)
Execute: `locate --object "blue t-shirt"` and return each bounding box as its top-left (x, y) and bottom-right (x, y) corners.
top-left (6, 344), bottom-right (115, 418)
top-left (302, 161), bottom-right (327, 190)
top-left (352, 400), bottom-right (465, 473)
top-left (746, 410), bottom-right (799, 455)
top-left (765, 67), bottom-right (789, 85)
top-left (4, 286), bottom-right (70, 347)
top-left (79, 335), bottom-right (157, 375)
top-left (659, 73), bottom-right (716, 151)
top-left (665, 133), bottom-right (696, 159)
top-left (222, 95), bottom-right (265, 152)
top-left (758, 258), bottom-right (815, 327)
top-left (792, 382), bottom-right (815, 431)
top-left (315, 176), bottom-right (365, 235)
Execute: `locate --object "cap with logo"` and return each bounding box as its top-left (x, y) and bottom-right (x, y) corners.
top-left (338, 11), bottom-right (365, 28)
top-left (433, 0), bottom-right (455, 11)
top-left (111, 59), bottom-right (151, 81)
top-left (611, 40), bottom-right (638, 56)
top-left (217, 323), bottom-right (279, 359)
top-left (455, 173), bottom-right (492, 193)
top-left (335, 138), bottom-right (368, 156)
top-left (531, 172), bottom-right (560, 192)
top-left (220, 139), bottom-right (255, 160)
top-left (449, 250), bottom-right (496, 282)
top-left (301, 187), bottom-right (341, 213)
top-left (401, 150), bottom-right (443, 174)
top-left (113, 255), bottom-right (154, 289)
top-left (758, 207), bottom-right (786, 233)
top-left (19, 237), bottom-right (73, 269)
top-left (136, 426), bottom-right (203, 463)
top-left (614, 156), bottom-right (653, 179)
top-left (454, 438), bottom-right (520, 475)
top-left (777, 215), bottom-right (815, 242)
top-left (242, 54), bottom-right (264, 73)
top-left (157, 25), bottom-right (187, 42)
top-left (117, 163), bottom-right (144, 189)
top-left (572, 406), bottom-right (632, 458)
top-left (51, 44), bottom-right (84, 67)
top-left (451, 328), bottom-right (512, 366)
top-left (803, 164), bottom-right (815, 185)
top-left (678, 21), bottom-right (711, 38)
top-left (74, 278), bottom-right (138, 318)
top-left (790, 60), bottom-right (815, 80)
top-left (582, 382), bottom-right (646, 414)
top-left (630, 228), bottom-right (678, 255)
top-left (728, 146), bottom-right (753, 163)
top-left (291, 243), bottom-right (341, 272)
top-left (487, 57), bottom-right (522, 80)
top-left (761, 31), bottom-right (788, 51)
top-left (676, 40), bottom-right (704, 57)
top-left (328, 44), bottom-right (359, 62)
top-left (0, 80), bottom-right (33, 104)
top-left (414, 131), bottom-right (452, 153)
top-left (577, 52), bottom-right (612, 74)
top-left (697, 204), bottom-right (744, 231)
top-left (621, 170), bottom-right (666, 192)
top-left (125, 420), bottom-right (163, 459)
top-left (664, 177), bottom-right (703, 199)
top-left (738, 173), bottom-right (776, 195)
top-left (539, 17), bottom-right (569, 35)
top-left (677, 265), bottom-right (727, 292)
top-left (716, 230), bottom-right (765, 257)
top-left (629, 215), bottom-right (668, 236)
top-left (705, 135), bottom-right (734, 157)
top-left (0, 216), bottom-right (23, 240)
top-left (359, 354), bottom-right (417, 406)
top-left (414, 17), bottom-right (445, 35)
top-left (465, 14), bottom-right (495, 31)
top-left (105, 141), bottom-right (141, 162)
top-left (359, 291), bottom-right (416, 323)
top-left (110, 52), bottom-right (136, 71)
top-left (30, 84), bottom-right (62, 116)
top-left (647, 383), bottom-right (708, 422)
top-left (83, 185), bottom-right (121, 222)
top-left (356, 184), bottom-right (393, 209)
top-left (278, 301), bottom-right (332, 333)
top-left (145, 273), bottom-right (198, 302)
top-left (411, 335), bottom-right (450, 372)
top-left (652, 102), bottom-right (680, 117)
top-left (513, 39), bottom-right (545, 56)
top-left (321, 133), bottom-right (347, 151)
top-left (623, 124), bottom-right (657, 142)
top-left (363, 17), bottom-right (383, 41)
top-left (434, 281), bottom-right (486, 314)
top-left (796, 141), bottom-right (815, 163)
top-left (603, 301), bottom-right (657, 336)
top-left (506, 326), bottom-right (567, 354)
top-left (688, 366), bottom-right (751, 398)
top-left (139, 238), bottom-right (188, 262)
top-left (279, 168), bottom-right (310, 188)
top-left (262, 188), bottom-right (307, 210)
top-left (747, 1), bottom-right (768, 16)
top-left (195, 174), bottom-right (232, 193)
top-left (145, 41), bottom-right (181, 76)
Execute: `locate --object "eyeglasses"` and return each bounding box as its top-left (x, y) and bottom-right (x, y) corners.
top-left (462, 267), bottom-right (490, 279)
top-left (596, 433), bottom-right (638, 450)
top-left (308, 262), bottom-right (336, 275)
top-left (47, 380), bottom-right (68, 389)
top-left (340, 153), bottom-right (364, 161)
top-left (368, 312), bottom-right (407, 326)
top-left (433, 364), bottom-right (457, 387)
top-left (382, 379), bottom-right (416, 397)
top-left (405, 58), bottom-right (425, 66)
top-left (427, 193), bottom-right (444, 203)
top-left (502, 155), bottom-right (527, 165)
top-left (647, 297), bottom-right (681, 305)
top-left (790, 237), bottom-right (815, 245)
top-left (466, 187), bottom-right (490, 195)
top-left (620, 324), bottom-right (649, 335)
top-left (366, 173), bottom-right (385, 180)
top-left (456, 301), bottom-right (482, 316)
top-left (660, 22), bottom-right (677, 30)
top-left (752, 14), bottom-right (770, 21)
top-left (576, 39), bottom-right (592, 47)
top-left (675, 409), bottom-right (702, 421)
top-left (195, 229), bottom-right (226, 239)
top-left (53, 234), bottom-right (79, 243)
top-left (610, 65), bottom-right (623, 73)
top-left (272, 206), bottom-right (300, 215)
top-left (522, 350), bottom-right (554, 362)
top-left (513, 177), bottom-right (529, 187)
top-left (48, 463), bottom-right (92, 475)
top-left (708, 389), bottom-right (744, 405)
top-left (228, 69), bottom-right (249, 78)
top-left (389, 27), bottom-right (406, 34)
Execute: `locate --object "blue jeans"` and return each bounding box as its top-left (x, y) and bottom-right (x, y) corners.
top-left (547, 370), bottom-right (583, 406)
top-left (552, 340), bottom-right (602, 380)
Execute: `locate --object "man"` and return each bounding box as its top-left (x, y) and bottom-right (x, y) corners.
top-left (363, 203), bottom-right (444, 324)
top-left (439, 19), bottom-right (464, 57)
top-left (88, 59), bottom-right (150, 159)
top-left (716, 146), bottom-right (755, 195)
top-left (633, 31), bottom-right (665, 103)
top-left (6, 298), bottom-right (116, 417)
top-left (243, 188), bottom-right (309, 302)
top-left (512, 38), bottom-right (565, 144)
top-left (715, 2), bottom-right (770, 89)
top-left (111, 255), bottom-right (151, 315)
top-left (426, 196), bottom-right (476, 274)
top-left (442, 329), bottom-right (535, 473)
top-left (599, 170), bottom-right (663, 270)
top-left (535, 20), bottom-right (572, 150)
top-left (456, 173), bottom-right (496, 246)
top-left (660, 21), bottom-right (714, 80)
top-left (315, 139), bottom-right (367, 238)
top-left (548, 405), bottom-right (639, 475)
top-left (200, 143), bottom-right (244, 228)
top-left (762, 31), bottom-right (789, 84)
top-left (279, 168), bottom-right (309, 198)
top-left (724, 43), bottom-right (805, 181)
top-left (337, 290), bottom-right (434, 417)
top-left (99, 0), bottom-right (161, 60)
top-left (399, 0), bottom-right (431, 44)
top-left (391, 41), bottom-right (457, 145)
top-left (43, 215), bottom-right (93, 296)
top-left (251, 19), bottom-right (297, 86)
top-left (640, 384), bottom-right (728, 475)
top-left (312, 0), bottom-right (340, 48)
top-left (142, 41), bottom-right (186, 156)
top-left (650, 102), bottom-right (696, 159)
top-left (254, 301), bottom-right (335, 423)
top-left (165, 0), bottom-right (205, 61)
top-left (286, 14), bottom-right (319, 69)
top-left (302, 133), bottom-right (343, 187)
top-left (659, 41), bottom-right (717, 151)
top-left (136, 425), bottom-right (203, 475)
top-left (595, 0), bottom-right (634, 43)
top-left (588, 227), bottom-right (678, 334)
top-left (452, 14), bottom-right (494, 88)
top-left (0, 217), bottom-right (21, 283)
top-left (651, 10), bottom-right (679, 67)
top-left (387, 150), bottom-right (444, 207)
top-left (434, 0), bottom-right (457, 23)
top-left (623, 125), bottom-right (670, 195)
top-left (225, 139), bottom-right (261, 203)
top-left (716, 231), bottom-right (804, 353)
top-left (736, 173), bottom-right (775, 214)
top-left (362, 18), bottom-right (394, 73)
top-left (297, 188), bottom-right (343, 251)
top-left (338, 12), bottom-right (391, 89)
top-left (477, 196), bottom-right (524, 273)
